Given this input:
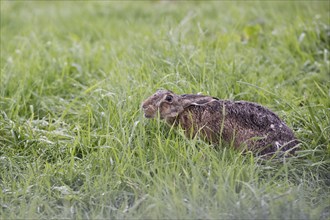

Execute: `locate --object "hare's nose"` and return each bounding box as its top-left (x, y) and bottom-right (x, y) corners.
top-left (141, 103), bottom-right (148, 110)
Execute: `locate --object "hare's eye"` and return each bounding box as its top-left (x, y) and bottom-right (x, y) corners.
top-left (165, 95), bottom-right (173, 102)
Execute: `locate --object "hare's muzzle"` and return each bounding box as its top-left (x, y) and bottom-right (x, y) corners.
top-left (144, 113), bottom-right (153, 118)
top-left (141, 104), bottom-right (155, 118)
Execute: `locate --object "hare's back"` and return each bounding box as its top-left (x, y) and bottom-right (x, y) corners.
top-left (221, 100), bottom-right (286, 130)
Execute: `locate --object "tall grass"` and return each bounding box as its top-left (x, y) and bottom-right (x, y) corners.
top-left (1, 1), bottom-right (329, 219)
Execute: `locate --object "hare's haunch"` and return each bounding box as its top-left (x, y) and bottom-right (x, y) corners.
top-left (141, 90), bottom-right (299, 156)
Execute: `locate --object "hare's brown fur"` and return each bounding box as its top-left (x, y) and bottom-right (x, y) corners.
top-left (141, 90), bottom-right (299, 156)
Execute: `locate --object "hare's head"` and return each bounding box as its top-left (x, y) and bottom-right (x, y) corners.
top-left (141, 90), bottom-right (183, 119)
top-left (141, 90), bottom-right (218, 120)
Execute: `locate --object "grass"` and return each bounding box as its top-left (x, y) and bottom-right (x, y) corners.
top-left (1, 1), bottom-right (329, 219)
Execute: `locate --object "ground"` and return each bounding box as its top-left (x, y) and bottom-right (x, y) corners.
top-left (1, 1), bottom-right (329, 219)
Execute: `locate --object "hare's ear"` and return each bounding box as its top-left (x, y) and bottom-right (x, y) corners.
top-left (180, 95), bottom-right (216, 108)
top-left (181, 99), bottom-right (195, 108)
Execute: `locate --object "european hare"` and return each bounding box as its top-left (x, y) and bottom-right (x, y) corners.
top-left (141, 90), bottom-right (299, 156)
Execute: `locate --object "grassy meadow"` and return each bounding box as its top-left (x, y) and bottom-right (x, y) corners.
top-left (1, 1), bottom-right (329, 219)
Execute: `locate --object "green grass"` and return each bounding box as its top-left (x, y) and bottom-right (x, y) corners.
top-left (1, 1), bottom-right (329, 219)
